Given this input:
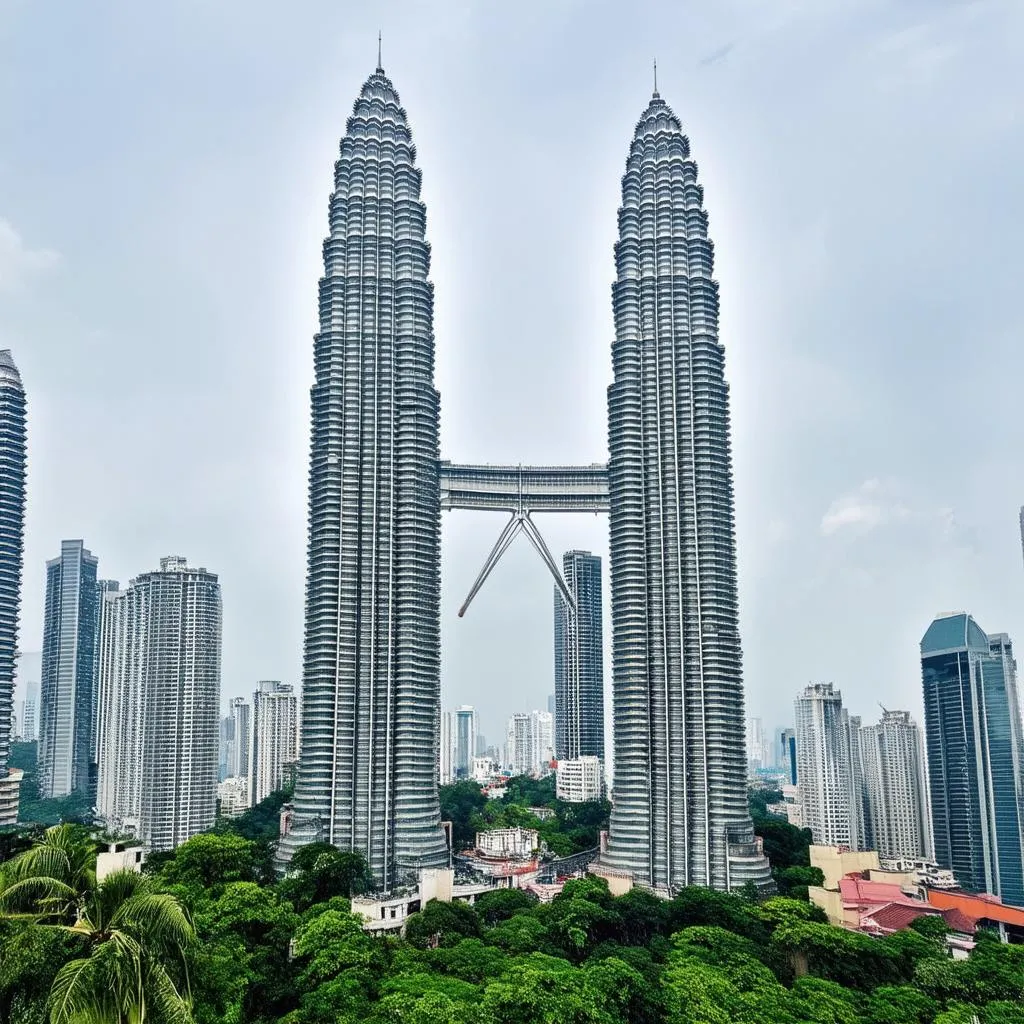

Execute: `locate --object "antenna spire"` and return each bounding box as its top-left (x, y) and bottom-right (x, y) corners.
top-left (377, 31), bottom-right (382, 71)
top-left (653, 57), bottom-right (658, 95)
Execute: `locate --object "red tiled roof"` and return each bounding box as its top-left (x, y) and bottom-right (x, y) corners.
top-left (839, 875), bottom-right (912, 907)
top-left (940, 907), bottom-right (978, 933)
top-left (866, 902), bottom-right (935, 932)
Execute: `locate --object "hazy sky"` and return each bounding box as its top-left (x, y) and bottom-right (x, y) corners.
top-left (4, 0), bottom-right (1024, 747)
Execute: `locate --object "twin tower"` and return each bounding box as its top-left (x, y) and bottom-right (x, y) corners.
top-left (278, 63), bottom-right (771, 894)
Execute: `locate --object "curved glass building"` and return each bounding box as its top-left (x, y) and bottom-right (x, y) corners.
top-left (0, 351), bottom-right (26, 799)
top-left (602, 91), bottom-right (770, 892)
top-left (281, 63), bottom-right (448, 887)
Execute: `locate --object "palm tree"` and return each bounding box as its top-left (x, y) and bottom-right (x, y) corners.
top-left (1, 826), bottom-right (196, 1022)
top-left (0, 823), bottom-right (96, 921)
top-left (45, 869), bottom-right (195, 1024)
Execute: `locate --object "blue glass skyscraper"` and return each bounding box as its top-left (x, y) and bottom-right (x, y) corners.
top-left (921, 613), bottom-right (1024, 905)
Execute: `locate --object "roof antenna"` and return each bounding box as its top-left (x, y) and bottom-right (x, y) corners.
top-left (653, 57), bottom-right (658, 95)
top-left (377, 31), bottom-right (382, 72)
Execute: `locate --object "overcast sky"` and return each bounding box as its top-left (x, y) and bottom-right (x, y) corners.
top-left (4, 0), bottom-right (1024, 747)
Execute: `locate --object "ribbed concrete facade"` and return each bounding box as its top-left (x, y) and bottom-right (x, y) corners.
top-left (280, 64), bottom-right (447, 888)
top-left (603, 91), bottom-right (770, 892)
top-left (0, 350), bottom-right (26, 824)
top-left (554, 551), bottom-right (604, 762)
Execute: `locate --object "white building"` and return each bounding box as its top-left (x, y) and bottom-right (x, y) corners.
top-left (227, 697), bottom-right (251, 780)
top-left (746, 717), bottom-right (769, 771)
top-left (860, 709), bottom-right (933, 861)
top-left (472, 756), bottom-right (498, 783)
top-left (250, 680), bottom-right (298, 805)
top-left (506, 710), bottom-right (554, 778)
top-left (96, 843), bottom-right (146, 882)
top-left (794, 683), bottom-right (864, 849)
top-left (218, 776), bottom-right (249, 818)
top-left (476, 826), bottom-right (538, 859)
top-left (440, 706), bottom-right (477, 783)
top-left (556, 756), bottom-right (603, 802)
top-left (95, 557), bottom-right (221, 850)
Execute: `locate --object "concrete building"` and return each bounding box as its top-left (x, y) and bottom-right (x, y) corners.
top-left (860, 709), bottom-right (933, 861)
top-left (506, 710), bottom-right (554, 778)
top-left (250, 680), bottom-right (297, 805)
top-left (794, 683), bottom-right (865, 849)
top-left (218, 776), bottom-right (249, 818)
top-left (477, 827), bottom-right (538, 858)
top-left (921, 614), bottom-right (1024, 905)
top-left (553, 551), bottom-right (603, 762)
top-left (227, 697), bottom-right (251, 781)
top-left (39, 540), bottom-right (100, 800)
top-left (556, 756), bottom-right (603, 803)
top-left (95, 557), bottom-right (221, 850)
top-left (0, 351), bottom-right (26, 824)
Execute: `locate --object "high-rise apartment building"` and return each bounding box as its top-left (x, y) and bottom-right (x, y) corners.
top-left (921, 614), bottom-right (1024, 905)
top-left (96, 557), bottom-right (221, 850)
top-left (746, 718), bottom-right (768, 771)
top-left (452, 706), bottom-right (476, 781)
top-left (228, 697), bottom-right (251, 781)
top-left (0, 351), bottom-right (26, 824)
top-left (601, 88), bottom-right (770, 893)
top-left (556, 756), bottom-right (603, 803)
top-left (794, 683), bottom-right (864, 849)
top-left (20, 695), bottom-right (36, 743)
top-left (91, 579), bottom-right (119, 772)
top-left (95, 583), bottom-right (137, 830)
top-left (250, 680), bottom-right (298, 805)
top-left (218, 715), bottom-right (234, 783)
top-left (553, 551), bottom-right (604, 763)
top-left (39, 540), bottom-right (99, 799)
top-left (860, 709), bottom-right (932, 861)
top-left (279, 62), bottom-right (448, 888)
top-left (505, 710), bottom-right (553, 778)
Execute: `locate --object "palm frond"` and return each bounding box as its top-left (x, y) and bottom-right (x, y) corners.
top-left (89, 868), bottom-right (148, 933)
top-left (143, 959), bottom-right (194, 1024)
top-left (46, 956), bottom-right (112, 1024)
top-left (3, 844), bottom-right (72, 884)
top-left (0, 875), bottom-right (79, 916)
top-left (115, 892), bottom-right (196, 953)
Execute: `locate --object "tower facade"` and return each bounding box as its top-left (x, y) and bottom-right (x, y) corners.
top-left (922, 614), bottom-right (1024, 905)
top-left (0, 351), bottom-right (26, 825)
top-left (793, 683), bottom-right (865, 849)
top-left (250, 680), bottom-right (298, 805)
top-left (97, 558), bottom-right (221, 849)
top-left (602, 90), bottom-right (770, 891)
top-left (280, 63), bottom-right (447, 887)
top-left (39, 539), bottom-right (99, 799)
top-left (227, 696), bottom-right (251, 780)
top-left (860, 709), bottom-right (932, 861)
top-left (553, 550), bottom-right (604, 762)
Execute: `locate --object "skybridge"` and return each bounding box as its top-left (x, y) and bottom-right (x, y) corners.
top-left (439, 461), bottom-right (609, 616)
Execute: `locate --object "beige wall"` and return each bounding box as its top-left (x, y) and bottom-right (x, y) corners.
top-left (811, 845), bottom-right (880, 891)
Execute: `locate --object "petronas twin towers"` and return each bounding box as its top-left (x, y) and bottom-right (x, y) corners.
top-left (280, 62), bottom-right (771, 894)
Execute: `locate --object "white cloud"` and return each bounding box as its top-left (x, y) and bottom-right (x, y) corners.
top-left (820, 478), bottom-right (910, 536)
top-left (0, 217), bottom-right (60, 291)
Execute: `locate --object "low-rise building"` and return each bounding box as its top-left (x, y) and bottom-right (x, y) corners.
top-left (810, 845), bottom-right (881, 891)
top-left (556, 756), bottom-right (603, 803)
top-left (96, 843), bottom-right (146, 882)
top-left (218, 776), bottom-right (249, 817)
top-left (476, 827), bottom-right (538, 859)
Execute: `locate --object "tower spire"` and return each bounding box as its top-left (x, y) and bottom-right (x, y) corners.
top-left (653, 57), bottom-right (658, 95)
top-left (377, 31), bottom-right (382, 71)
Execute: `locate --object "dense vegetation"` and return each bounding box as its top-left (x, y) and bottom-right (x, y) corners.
top-left (8, 742), bottom-right (92, 828)
top-left (440, 775), bottom-right (610, 856)
top-left (4, 782), bottom-right (1024, 1023)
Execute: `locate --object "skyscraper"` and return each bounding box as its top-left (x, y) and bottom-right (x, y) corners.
top-left (250, 680), bottom-right (298, 805)
top-left (553, 550), bottom-right (604, 762)
top-left (228, 697), bottom-right (251, 780)
top-left (0, 351), bottom-right (26, 823)
top-left (279, 61), bottom-right (448, 887)
top-left (452, 706), bottom-right (476, 781)
top-left (601, 88), bottom-right (770, 892)
top-left (921, 614), bottom-right (1024, 905)
top-left (96, 558), bottom-right (221, 849)
top-left (96, 583), bottom-right (136, 830)
top-left (506, 713), bottom-right (535, 777)
top-left (860, 709), bottom-right (932, 861)
top-left (793, 683), bottom-right (864, 849)
top-left (39, 540), bottom-right (99, 799)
